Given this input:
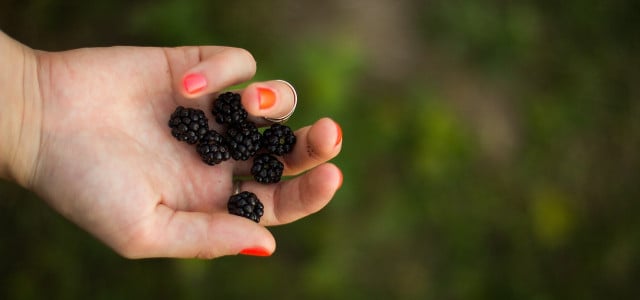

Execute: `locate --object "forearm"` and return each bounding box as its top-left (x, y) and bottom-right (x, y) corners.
top-left (0, 31), bottom-right (42, 187)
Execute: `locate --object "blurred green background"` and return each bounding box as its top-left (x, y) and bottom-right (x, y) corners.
top-left (1, 0), bottom-right (639, 299)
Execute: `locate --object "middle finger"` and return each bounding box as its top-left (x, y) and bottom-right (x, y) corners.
top-left (232, 117), bottom-right (342, 176)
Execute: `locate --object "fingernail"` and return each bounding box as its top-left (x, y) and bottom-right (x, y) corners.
top-left (239, 247), bottom-right (271, 257)
top-left (337, 170), bottom-right (344, 189)
top-left (258, 87), bottom-right (276, 110)
top-left (335, 122), bottom-right (343, 146)
top-left (183, 73), bottom-right (207, 94)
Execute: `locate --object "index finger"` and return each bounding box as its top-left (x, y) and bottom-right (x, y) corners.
top-left (163, 46), bottom-right (257, 98)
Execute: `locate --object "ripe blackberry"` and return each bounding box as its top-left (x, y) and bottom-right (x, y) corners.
top-left (251, 153), bottom-right (284, 184)
top-left (196, 130), bottom-right (230, 165)
top-left (228, 191), bottom-right (264, 223)
top-left (226, 122), bottom-right (262, 161)
top-left (262, 124), bottom-right (297, 156)
top-left (168, 106), bottom-right (209, 144)
top-left (212, 92), bottom-right (248, 125)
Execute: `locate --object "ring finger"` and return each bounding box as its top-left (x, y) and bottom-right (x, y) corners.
top-left (232, 117), bottom-right (342, 176)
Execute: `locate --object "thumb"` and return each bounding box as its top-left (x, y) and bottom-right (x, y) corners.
top-left (164, 46), bottom-right (257, 98)
top-left (122, 205), bottom-right (275, 259)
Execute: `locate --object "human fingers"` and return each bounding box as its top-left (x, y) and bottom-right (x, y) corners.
top-left (118, 205), bottom-right (275, 259)
top-left (233, 117), bottom-right (342, 176)
top-left (239, 80), bottom-right (297, 127)
top-left (164, 46), bottom-right (256, 98)
top-left (236, 163), bottom-right (343, 226)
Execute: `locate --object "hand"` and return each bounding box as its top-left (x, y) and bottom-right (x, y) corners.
top-left (9, 42), bottom-right (342, 258)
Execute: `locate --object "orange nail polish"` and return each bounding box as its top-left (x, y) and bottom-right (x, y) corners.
top-left (183, 73), bottom-right (207, 94)
top-left (258, 87), bottom-right (276, 109)
top-left (335, 122), bottom-right (343, 146)
top-left (239, 247), bottom-right (271, 257)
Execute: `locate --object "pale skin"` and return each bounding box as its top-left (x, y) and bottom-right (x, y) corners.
top-left (0, 31), bottom-right (342, 259)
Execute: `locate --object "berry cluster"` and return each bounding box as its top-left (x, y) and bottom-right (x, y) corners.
top-left (168, 106), bottom-right (209, 144)
top-left (167, 92), bottom-right (297, 222)
top-left (228, 191), bottom-right (264, 223)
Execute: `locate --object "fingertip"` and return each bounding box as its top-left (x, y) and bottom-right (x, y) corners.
top-left (234, 238), bottom-right (276, 258)
top-left (174, 46), bottom-right (257, 99)
top-left (277, 118), bottom-right (342, 176)
top-left (240, 81), bottom-right (296, 124)
top-left (152, 208), bottom-right (276, 259)
top-left (292, 163), bottom-right (343, 218)
top-left (182, 73), bottom-right (208, 97)
top-left (310, 163), bottom-right (343, 199)
top-left (238, 244), bottom-right (277, 257)
top-left (309, 117), bottom-right (343, 157)
top-left (334, 121), bottom-right (343, 146)
top-left (317, 117), bottom-right (343, 147)
top-left (213, 215), bottom-right (276, 258)
top-left (327, 162), bottom-right (344, 190)
top-left (240, 83), bottom-right (279, 117)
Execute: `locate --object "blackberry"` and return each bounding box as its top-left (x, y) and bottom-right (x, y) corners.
top-left (228, 191), bottom-right (264, 223)
top-left (212, 92), bottom-right (248, 125)
top-left (226, 122), bottom-right (262, 160)
top-left (262, 124), bottom-right (297, 156)
top-left (251, 153), bottom-right (284, 184)
top-left (168, 106), bottom-right (209, 144)
top-left (196, 130), bottom-right (230, 165)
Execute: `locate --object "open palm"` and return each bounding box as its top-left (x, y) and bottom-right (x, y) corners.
top-left (29, 45), bottom-right (342, 258)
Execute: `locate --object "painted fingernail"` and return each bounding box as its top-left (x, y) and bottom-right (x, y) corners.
top-left (258, 87), bottom-right (276, 110)
top-left (335, 122), bottom-right (343, 146)
top-left (239, 247), bottom-right (271, 257)
top-left (183, 73), bottom-right (207, 94)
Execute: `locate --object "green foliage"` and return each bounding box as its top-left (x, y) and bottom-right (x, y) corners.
top-left (1, 0), bottom-right (639, 299)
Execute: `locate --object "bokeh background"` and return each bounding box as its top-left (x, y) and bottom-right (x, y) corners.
top-left (1, 0), bottom-right (639, 299)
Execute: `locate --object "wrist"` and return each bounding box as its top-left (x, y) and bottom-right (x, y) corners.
top-left (0, 32), bottom-right (43, 187)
